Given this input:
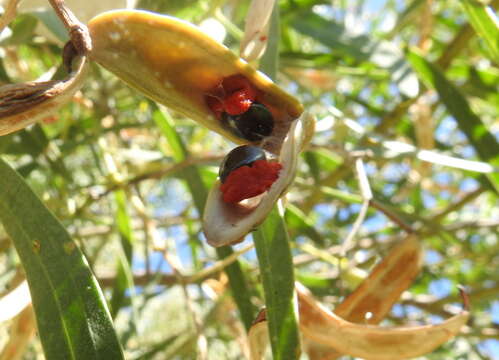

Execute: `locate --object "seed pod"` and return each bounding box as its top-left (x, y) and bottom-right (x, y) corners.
top-left (303, 235), bottom-right (423, 359)
top-left (219, 145), bottom-right (266, 183)
top-left (221, 103), bottom-right (274, 141)
top-left (297, 282), bottom-right (470, 360)
top-left (88, 10), bottom-right (303, 154)
top-left (203, 112), bottom-right (314, 247)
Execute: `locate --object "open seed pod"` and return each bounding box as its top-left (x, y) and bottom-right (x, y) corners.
top-left (202, 112), bottom-right (313, 247)
top-left (87, 10), bottom-right (303, 154)
top-left (303, 235), bottom-right (423, 359)
top-left (0, 55), bottom-right (88, 136)
top-left (297, 282), bottom-right (470, 360)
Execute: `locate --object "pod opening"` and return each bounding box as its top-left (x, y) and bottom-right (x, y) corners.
top-left (205, 74), bottom-right (275, 142)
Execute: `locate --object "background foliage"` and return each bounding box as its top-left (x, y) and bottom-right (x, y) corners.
top-left (0, 0), bottom-right (498, 359)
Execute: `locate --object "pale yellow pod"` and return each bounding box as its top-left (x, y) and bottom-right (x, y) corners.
top-left (87, 10), bottom-right (303, 154)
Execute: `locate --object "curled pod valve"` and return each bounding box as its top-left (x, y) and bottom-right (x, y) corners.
top-left (203, 115), bottom-right (310, 247)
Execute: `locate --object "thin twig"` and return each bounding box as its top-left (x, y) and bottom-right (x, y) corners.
top-left (341, 200), bottom-right (370, 256)
top-left (187, 244), bottom-right (254, 283)
top-left (0, 0), bottom-right (20, 33)
top-left (73, 154), bottom-right (222, 217)
top-left (370, 199), bottom-right (415, 234)
top-left (47, 0), bottom-right (92, 54)
top-left (417, 0), bottom-right (434, 53)
top-left (433, 187), bottom-right (485, 222)
top-left (340, 159), bottom-right (372, 256)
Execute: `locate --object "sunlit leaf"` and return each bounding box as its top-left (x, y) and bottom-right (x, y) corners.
top-left (461, 0), bottom-right (499, 59)
top-left (109, 189), bottom-right (138, 340)
top-left (0, 158), bottom-right (124, 360)
top-left (407, 48), bottom-right (499, 191)
top-left (253, 204), bottom-right (300, 360)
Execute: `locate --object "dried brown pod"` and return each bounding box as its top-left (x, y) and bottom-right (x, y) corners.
top-left (0, 55), bottom-right (88, 136)
top-left (297, 282), bottom-right (469, 360)
top-left (303, 235), bottom-right (423, 359)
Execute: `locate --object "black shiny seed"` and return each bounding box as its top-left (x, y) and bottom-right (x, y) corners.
top-left (219, 145), bottom-right (266, 183)
top-left (222, 103), bottom-right (274, 141)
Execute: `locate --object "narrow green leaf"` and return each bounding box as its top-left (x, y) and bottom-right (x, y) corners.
top-left (0, 158), bottom-right (123, 360)
top-left (152, 105), bottom-right (255, 330)
top-left (214, 245), bottom-right (255, 330)
top-left (253, 204), bottom-right (300, 360)
top-left (30, 9), bottom-right (69, 43)
top-left (152, 108), bottom-right (205, 212)
top-left (285, 204), bottom-right (324, 246)
top-left (461, 0), bottom-right (499, 59)
top-left (0, 14), bottom-right (37, 45)
top-left (110, 189), bottom-right (137, 330)
top-left (320, 186), bottom-right (363, 204)
top-left (257, 14), bottom-right (300, 357)
top-left (303, 151), bottom-right (321, 183)
top-left (407, 48), bottom-right (499, 191)
top-left (291, 11), bottom-right (418, 96)
top-left (291, 12), bottom-right (369, 61)
top-left (0, 58), bottom-right (10, 82)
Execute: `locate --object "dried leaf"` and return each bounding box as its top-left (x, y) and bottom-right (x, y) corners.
top-left (240, 0), bottom-right (275, 62)
top-left (335, 236), bottom-right (423, 323)
top-left (0, 306), bottom-right (36, 360)
top-left (248, 309), bottom-right (270, 360)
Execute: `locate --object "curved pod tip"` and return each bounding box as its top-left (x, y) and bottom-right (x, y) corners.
top-left (87, 10), bottom-right (303, 153)
top-left (0, 56), bottom-right (88, 136)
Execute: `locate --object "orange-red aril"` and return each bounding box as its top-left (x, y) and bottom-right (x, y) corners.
top-left (220, 160), bottom-right (282, 203)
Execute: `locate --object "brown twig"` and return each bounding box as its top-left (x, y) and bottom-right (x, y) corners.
top-left (47, 0), bottom-right (92, 67)
top-left (457, 285), bottom-right (471, 311)
top-left (433, 187), bottom-right (485, 222)
top-left (48, 0), bottom-right (92, 52)
top-left (73, 154), bottom-right (222, 217)
top-left (370, 199), bottom-right (415, 234)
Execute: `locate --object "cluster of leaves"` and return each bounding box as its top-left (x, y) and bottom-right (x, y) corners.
top-left (0, 0), bottom-right (498, 359)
